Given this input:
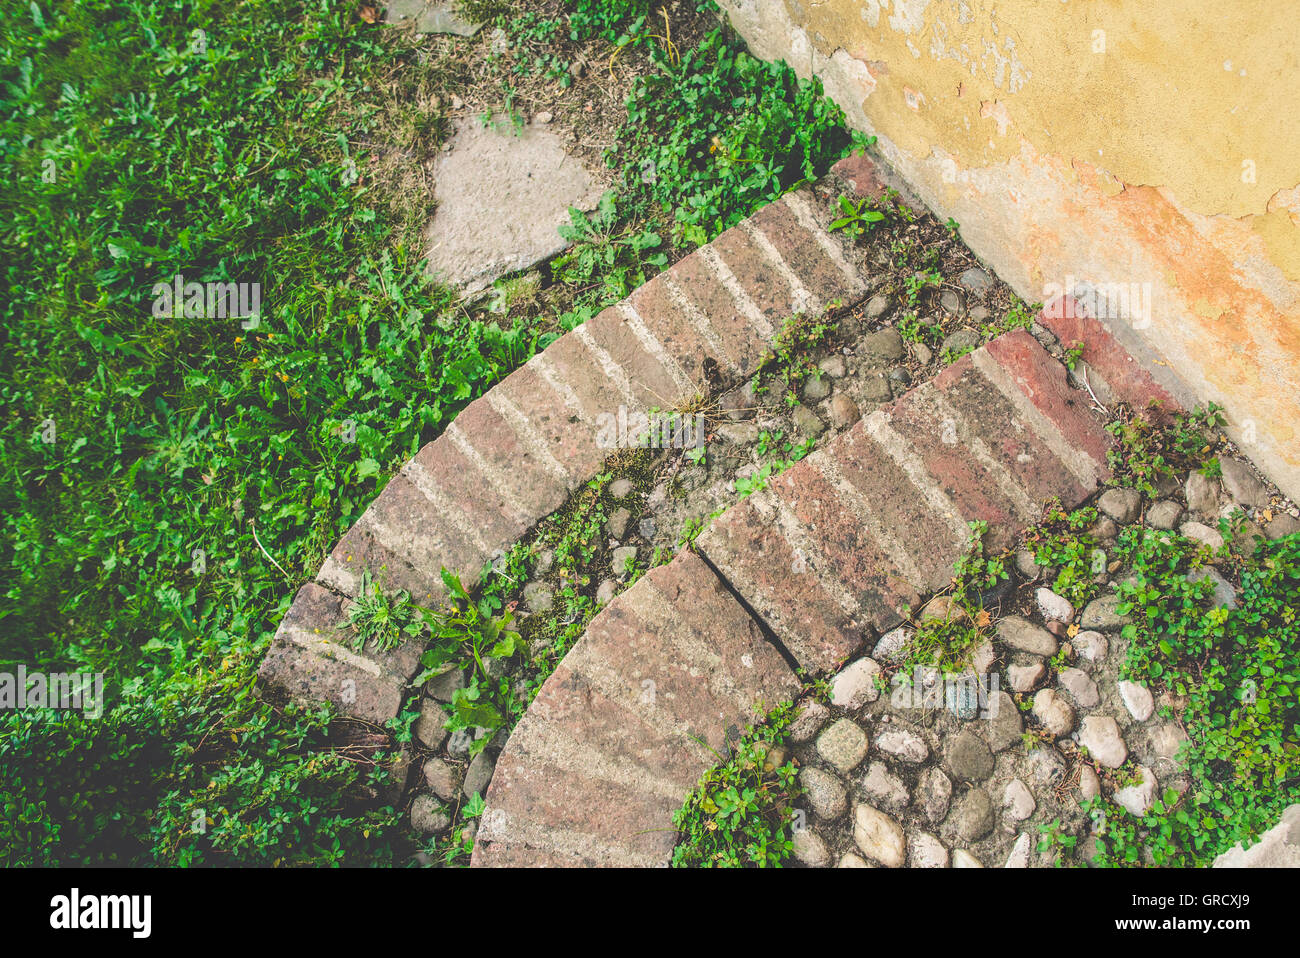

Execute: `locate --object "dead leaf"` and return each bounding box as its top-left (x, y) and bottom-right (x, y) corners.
top-left (975, 610), bottom-right (991, 628)
top-left (1067, 623), bottom-right (1079, 638)
top-left (359, 4), bottom-right (379, 24)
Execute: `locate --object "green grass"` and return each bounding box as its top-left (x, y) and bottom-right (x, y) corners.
top-left (1, 0), bottom-right (861, 866)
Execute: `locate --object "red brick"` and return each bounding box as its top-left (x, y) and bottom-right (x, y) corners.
top-left (536, 324), bottom-right (641, 423)
top-left (664, 247), bottom-right (774, 371)
top-left (711, 225), bottom-right (803, 323)
top-left (626, 274), bottom-right (737, 387)
top-left (1037, 294), bottom-right (1181, 412)
top-left (495, 362), bottom-right (607, 483)
top-left (929, 356), bottom-right (1093, 513)
top-left (983, 330), bottom-right (1112, 475)
top-left (452, 396), bottom-right (569, 522)
top-left (696, 494), bottom-right (868, 673)
top-left (581, 305), bottom-right (690, 411)
top-left (748, 195), bottom-right (860, 308)
top-left (766, 459), bottom-right (921, 634)
top-left (408, 435), bottom-right (531, 549)
top-left (826, 422), bottom-right (968, 595)
top-left (830, 151), bottom-right (889, 199)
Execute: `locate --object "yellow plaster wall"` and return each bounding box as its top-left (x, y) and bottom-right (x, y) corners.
top-left (717, 0), bottom-right (1300, 498)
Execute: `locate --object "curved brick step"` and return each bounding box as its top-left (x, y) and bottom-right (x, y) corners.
top-left (472, 329), bottom-right (1114, 866)
top-left (257, 158), bottom-right (880, 724)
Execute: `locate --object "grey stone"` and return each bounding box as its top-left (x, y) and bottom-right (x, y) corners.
top-left (522, 581), bottom-right (554, 614)
top-left (791, 405), bottom-right (826, 439)
top-left (1099, 487), bottom-right (1142, 524)
top-left (462, 748), bottom-right (497, 799)
top-left (1008, 661), bottom-right (1046, 693)
top-left (415, 699), bottom-right (449, 750)
top-left (1119, 680), bottom-right (1155, 721)
top-left (838, 852), bottom-right (870, 868)
top-left (384, 0), bottom-right (482, 37)
top-left (792, 827), bottom-right (831, 867)
top-left (818, 354), bottom-right (846, 378)
top-left (596, 578), bottom-right (617, 605)
top-left (410, 794), bottom-right (451, 834)
top-left (913, 342), bottom-right (933, 365)
top-left (1181, 520), bottom-right (1225, 551)
top-left (446, 725), bottom-right (489, 759)
top-left (604, 507), bottom-right (631, 538)
top-left (1218, 457), bottom-right (1269, 508)
top-left (1002, 778), bottom-right (1036, 822)
top-left (941, 328), bottom-right (980, 355)
top-left (803, 374), bottom-right (831, 401)
top-left (1032, 688), bottom-right (1076, 737)
top-left (872, 626), bottom-right (910, 662)
top-left (917, 767), bottom-right (953, 824)
top-left (1079, 765), bottom-right (1101, 801)
top-left (959, 267), bottom-right (995, 292)
top-left (816, 718), bottom-right (869, 773)
top-left (952, 849), bottom-right (984, 868)
top-left (1073, 631), bottom-right (1108, 664)
top-left (861, 761), bottom-right (910, 812)
top-left (909, 831), bottom-right (950, 867)
top-left (860, 371), bottom-right (894, 403)
top-left (1147, 499), bottom-right (1184, 530)
top-left (830, 657), bottom-right (882, 709)
top-left (1059, 668), bottom-right (1100, 708)
top-left (800, 767), bottom-right (848, 820)
top-left (1015, 549), bottom-right (1042, 580)
top-left (875, 726), bottom-right (929, 763)
top-left (788, 701), bottom-right (829, 743)
top-left (425, 119), bottom-right (605, 292)
top-left (950, 787), bottom-right (995, 842)
top-left (939, 289), bottom-right (965, 315)
top-left (945, 729), bottom-right (995, 781)
top-left (638, 517), bottom-right (656, 539)
top-left (1078, 715), bottom-right (1128, 768)
top-left (424, 667), bottom-right (466, 702)
top-left (1024, 746), bottom-right (1067, 788)
top-left (1185, 471), bottom-right (1221, 517)
top-left (997, 615), bottom-right (1058, 656)
top-left (1004, 832), bottom-right (1032, 868)
top-left (423, 757), bottom-right (460, 800)
top-left (1114, 765), bottom-right (1158, 816)
top-left (983, 691), bottom-right (1023, 752)
top-left (1036, 587), bottom-right (1074, 623)
top-left (853, 804), bottom-right (906, 867)
top-left (1267, 513), bottom-right (1300, 539)
top-left (612, 545), bottom-right (638, 576)
top-left (969, 306), bottom-right (991, 323)
top-left (1080, 595), bottom-right (1131, 631)
top-left (864, 293), bottom-right (894, 321)
top-left (1188, 567), bottom-right (1237, 609)
top-left (1213, 804), bottom-right (1300, 867)
top-left (859, 327), bottom-right (905, 363)
top-left (609, 478), bottom-right (634, 499)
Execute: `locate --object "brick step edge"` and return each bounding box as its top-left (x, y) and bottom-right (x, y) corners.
top-left (256, 154), bottom-right (884, 725)
top-left (471, 328), bottom-right (1117, 866)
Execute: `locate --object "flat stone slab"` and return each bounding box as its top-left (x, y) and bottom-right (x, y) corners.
top-left (425, 119), bottom-right (606, 292)
top-left (383, 0), bottom-right (481, 37)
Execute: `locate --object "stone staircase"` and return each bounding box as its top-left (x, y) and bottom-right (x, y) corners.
top-left (471, 327), bottom-right (1116, 866)
top-left (257, 155), bottom-right (884, 724)
top-left (256, 149), bottom-right (1183, 868)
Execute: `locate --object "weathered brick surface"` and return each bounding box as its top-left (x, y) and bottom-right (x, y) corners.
top-left (695, 492), bottom-right (868, 672)
top-left (748, 193), bottom-right (861, 307)
top-left (532, 325), bottom-right (634, 424)
top-left (451, 395), bottom-right (569, 521)
top-left (581, 305), bottom-right (690, 410)
top-left (1037, 295), bottom-right (1181, 412)
top-left (665, 246), bottom-right (775, 372)
top-left (625, 275), bottom-right (738, 385)
top-left (494, 361), bottom-right (607, 482)
top-left (830, 151), bottom-right (889, 199)
top-left (983, 330), bottom-right (1112, 474)
top-left (473, 550), bottom-right (798, 867)
top-left (710, 226), bottom-right (803, 322)
top-left (257, 583), bottom-right (409, 724)
top-left (406, 434), bottom-right (531, 548)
